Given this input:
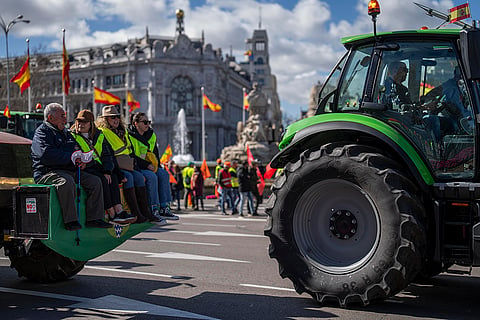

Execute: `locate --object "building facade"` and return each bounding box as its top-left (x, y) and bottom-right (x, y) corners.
top-left (0, 17), bottom-right (279, 161)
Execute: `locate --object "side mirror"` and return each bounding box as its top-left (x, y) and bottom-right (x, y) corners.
top-left (460, 29), bottom-right (480, 80)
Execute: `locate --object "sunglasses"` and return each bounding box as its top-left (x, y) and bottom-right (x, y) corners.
top-left (107, 115), bottom-right (121, 119)
top-left (139, 120), bottom-right (151, 125)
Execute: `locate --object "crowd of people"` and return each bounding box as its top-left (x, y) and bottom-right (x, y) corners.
top-left (31, 103), bottom-right (267, 232)
top-left (214, 158), bottom-right (263, 216)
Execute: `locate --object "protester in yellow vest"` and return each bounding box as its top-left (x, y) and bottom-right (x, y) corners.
top-left (228, 160), bottom-right (239, 214)
top-left (182, 162), bottom-right (195, 209)
top-left (71, 109), bottom-right (136, 225)
top-left (96, 105), bottom-right (164, 225)
top-left (128, 112), bottom-right (178, 220)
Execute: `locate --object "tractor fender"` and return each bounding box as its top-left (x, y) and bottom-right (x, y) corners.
top-left (271, 120), bottom-right (433, 188)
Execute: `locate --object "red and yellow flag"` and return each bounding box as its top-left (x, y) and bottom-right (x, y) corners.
top-left (449, 3), bottom-right (471, 23)
top-left (243, 91), bottom-right (249, 110)
top-left (160, 144), bottom-right (173, 164)
top-left (10, 54), bottom-right (30, 95)
top-left (3, 105), bottom-right (11, 118)
top-left (203, 94), bottom-right (222, 112)
top-left (127, 91), bottom-right (140, 112)
top-left (62, 33), bottom-right (70, 95)
top-left (200, 158), bottom-right (211, 179)
top-left (94, 87), bottom-right (121, 105)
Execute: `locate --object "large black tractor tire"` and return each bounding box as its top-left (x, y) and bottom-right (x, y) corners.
top-left (264, 143), bottom-right (426, 307)
top-left (9, 240), bottom-right (86, 282)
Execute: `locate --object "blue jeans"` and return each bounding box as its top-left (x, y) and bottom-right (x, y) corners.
top-left (239, 191), bottom-right (254, 215)
top-left (121, 169), bottom-right (145, 189)
top-left (141, 169), bottom-right (160, 207)
top-left (220, 187), bottom-right (233, 214)
top-left (157, 167), bottom-right (172, 205)
top-left (231, 188), bottom-right (240, 210)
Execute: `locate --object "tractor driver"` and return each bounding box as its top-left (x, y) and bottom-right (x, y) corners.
top-left (382, 61), bottom-right (412, 109)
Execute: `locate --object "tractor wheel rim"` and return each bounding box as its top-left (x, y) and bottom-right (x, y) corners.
top-left (293, 179), bottom-right (380, 274)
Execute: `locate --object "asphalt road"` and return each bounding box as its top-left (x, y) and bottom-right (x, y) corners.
top-left (1, 198), bottom-right (480, 319)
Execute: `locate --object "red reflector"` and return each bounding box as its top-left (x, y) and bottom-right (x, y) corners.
top-left (451, 202), bottom-right (469, 207)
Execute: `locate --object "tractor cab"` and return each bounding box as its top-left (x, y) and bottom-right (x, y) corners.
top-left (316, 29), bottom-right (477, 180)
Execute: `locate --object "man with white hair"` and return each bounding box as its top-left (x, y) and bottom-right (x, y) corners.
top-left (31, 103), bottom-right (110, 231)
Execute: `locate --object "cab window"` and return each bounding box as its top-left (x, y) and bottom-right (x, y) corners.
top-left (372, 41), bottom-right (475, 179)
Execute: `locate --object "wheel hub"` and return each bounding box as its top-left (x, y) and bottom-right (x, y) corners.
top-left (329, 210), bottom-right (357, 240)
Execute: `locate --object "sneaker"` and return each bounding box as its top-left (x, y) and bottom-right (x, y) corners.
top-left (85, 219), bottom-right (112, 229)
top-left (118, 211), bottom-right (138, 224)
top-left (64, 221), bottom-right (82, 231)
top-left (109, 211), bottom-right (137, 225)
top-left (159, 206), bottom-right (180, 220)
top-left (150, 214), bottom-right (168, 226)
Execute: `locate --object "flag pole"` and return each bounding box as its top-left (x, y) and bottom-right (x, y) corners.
top-left (201, 86), bottom-right (206, 161)
top-left (26, 38), bottom-right (31, 113)
top-left (92, 80), bottom-right (96, 116)
top-left (62, 29), bottom-right (67, 119)
top-left (125, 88), bottom-right (129, 123)
top-left (242, 87), bottom-right (246, 126)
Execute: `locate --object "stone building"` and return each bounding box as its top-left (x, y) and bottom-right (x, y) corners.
top-left (0, 12), bottom-right (280, 161)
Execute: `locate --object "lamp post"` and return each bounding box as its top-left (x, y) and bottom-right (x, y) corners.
top-left (0, 15), bottom-right (30, 108)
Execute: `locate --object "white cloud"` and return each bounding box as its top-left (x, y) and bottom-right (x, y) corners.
top-left (0, 0), bottom-right (465, 117)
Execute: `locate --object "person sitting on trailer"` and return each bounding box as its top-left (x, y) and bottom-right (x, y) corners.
top-left (70, 109), bottom-right (137, 225)
top-left (31, 103), bottom-right (111, 231)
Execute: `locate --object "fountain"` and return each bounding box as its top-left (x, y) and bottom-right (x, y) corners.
top-left (171, 108), bottom-right (194, 165)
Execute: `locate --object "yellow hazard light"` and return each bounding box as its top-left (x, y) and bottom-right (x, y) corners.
top-left (368, 0), bottom-right (381, 16)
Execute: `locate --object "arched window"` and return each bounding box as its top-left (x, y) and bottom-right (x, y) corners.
top-left (170, 76), bottom-right (194, 116)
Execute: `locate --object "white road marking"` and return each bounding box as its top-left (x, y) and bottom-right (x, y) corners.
top-left (181, 222), bottom-right (237, 227)
top-left (240, 284), bottom-right (296, 292)
top-left (171, 230), bottom-right (264, 238)
top-left (147, 252), bottom-right (250, 263)
top-left (84, 266), bottom-right (177, 279)
top-left (113, 249), bottom-right (250, 263)
top-left (154, 239), bottom-right (221, 246)
top-left (0, 287), bottom-right (218, 319)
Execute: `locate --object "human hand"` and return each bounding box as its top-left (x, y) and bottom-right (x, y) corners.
top-left (104, 174), bottom-right (112, 184)
top-left (147, 164), bottom-right (155, 171)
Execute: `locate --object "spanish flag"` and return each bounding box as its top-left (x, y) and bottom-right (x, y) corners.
top-left (160, 144), bottom-right (173, 164)
top-left (203, 94), bottom-right (222, 112)
top-left (10, 55), bottom-right (30, 95)
top-left (94, 87), bottom-right (121, 105)
top-left (3, 105), bottom-right (11, 118)
top-left (62, 32), bottom-right (70, 95)
top-left (127, 91), bottom-right (140, 112)
top-left (243, 91), bottom-right (249, 110)
top-left (449, 3), bottom-right (471, 23)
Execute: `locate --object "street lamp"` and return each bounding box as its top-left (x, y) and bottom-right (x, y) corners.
top-left (0, 15), bottom-right (30, 108)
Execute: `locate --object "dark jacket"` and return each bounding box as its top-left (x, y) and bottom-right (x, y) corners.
top-left (237, 165), bottom-right (252, 192)
top-left (171, 171), bottom-right (184, 191)
top-left (31, 122), bottom-right (78, 182)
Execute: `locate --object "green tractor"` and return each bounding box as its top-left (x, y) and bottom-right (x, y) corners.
top-left (0, 110), bottom-right (44, 139)
top-left (0, 131), bottom-right (152, 282)
top-left (265, 2), bottom-right (480, 306)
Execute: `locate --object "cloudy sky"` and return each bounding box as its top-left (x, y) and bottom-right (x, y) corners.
top-left (0, 0), bottom-right (477, 119)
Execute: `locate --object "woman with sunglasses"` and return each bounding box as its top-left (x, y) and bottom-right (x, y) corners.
top-left (128, 112), bottom-right (179, 220)
top-left (70, 109), bottom-right (137, 225)
top-left (96, 105), bottom-right (165, 225)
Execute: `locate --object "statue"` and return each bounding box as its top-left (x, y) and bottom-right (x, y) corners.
top-left (220, 82), bottom-right (282, 164)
